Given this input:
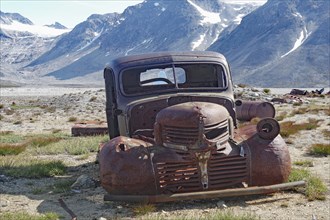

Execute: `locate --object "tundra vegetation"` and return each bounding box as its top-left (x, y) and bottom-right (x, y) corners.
top-left (0, 88), bottom-right (329, 219)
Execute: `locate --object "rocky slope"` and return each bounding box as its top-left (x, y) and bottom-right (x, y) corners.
top-left (1, 0), bottom-right (328, 87)
top-left (0, 11), bottom-right (70, 84)
top-left (0, 1), bottom-right (258, 82)
top-left (208, 0), bottom-right (330, 87)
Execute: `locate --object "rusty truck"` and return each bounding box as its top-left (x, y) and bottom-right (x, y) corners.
top-left (99, 51), bottom-right (304, 203)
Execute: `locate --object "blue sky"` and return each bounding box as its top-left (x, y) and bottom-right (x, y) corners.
top-left (1, 0), bottom-right (266, 29)
top-left (0, 1), bottom-right (143, 28)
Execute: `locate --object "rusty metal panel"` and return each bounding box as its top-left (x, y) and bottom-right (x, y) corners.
top-left (99, 136), bottom-right (157, 195)
top-left (247, 135), bottom-right (291, 186)
top-left (71, 122), bottom-right (108, 137)
top-left (156, 161), bottom-right (201, 193)
top-left (234, 118), bottom-right (290, 186)
top-left (235, 100), bottom-right (275, 121)
top-left (151, 144), bottom-right (249, 194)
top-left (100, 100), bottom-right (290, 201)
top-left (208, 151), bottom-right (249, 190)
top-left (161, 126), bottom-right (199, 145)
top-left (104, 181), bottom-right (306, 203)
top-left (154, 102), bottom-right (230, 150)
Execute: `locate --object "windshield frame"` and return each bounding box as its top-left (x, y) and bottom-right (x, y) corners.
top-left (119, 61), bottom-right (229, 97)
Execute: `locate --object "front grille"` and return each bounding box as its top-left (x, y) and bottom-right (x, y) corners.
top-left (155, 151), bottom-right (248, 194)
top-left (156, 161), bottom-right (200, 193)
top-left (162, 126), bottom-right (199, 145)
top-left (161, 119), bottom-right (229, 146)
top-left (208, 153), bottom-right (248, 189)
top-left (204, 120), bottom-right (229, 144)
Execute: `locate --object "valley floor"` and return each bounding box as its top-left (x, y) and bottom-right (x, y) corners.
top-left (0, 86), bottom-right (329, 220)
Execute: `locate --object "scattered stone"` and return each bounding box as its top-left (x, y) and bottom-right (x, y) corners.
top-left (71, 189), bottom-right (81, 193)
top-left (0, 200), bottom-right (9, 207)
top-left (290, 89), bottom-right (308, 95)
top-left (71, 174), bottom-right (97, 190)
top-left (216, 200), bottom-right (227, 208)
top-left (0, 174), bottom-right (11, 182)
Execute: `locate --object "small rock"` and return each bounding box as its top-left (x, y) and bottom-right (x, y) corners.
top-left (71, 174), bottom-right (96, 190)
top-left (216, 200), bottom-right (227, 208)
top-left (0, 200), bottom-right (9, 207)
top-left (71, 189), bottom-right (81, 193)
top-left (98, 217), bottom-right (107, 220)
top-left (0, 174), bottom-right (11, 182)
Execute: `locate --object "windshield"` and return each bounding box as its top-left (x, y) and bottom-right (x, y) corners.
top-left (121, 63), bottom-right (227, 95)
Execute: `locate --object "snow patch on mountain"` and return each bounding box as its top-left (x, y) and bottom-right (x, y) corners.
top-left (1, 21), bottom-right (70, 37)
top-left (191, 33), bottom-right (206, 50)
top-left (187, 0), bottom-right (221, 24)
top-left (77, 29), bottom-right (103, 52)
top-left (281, 29), bottom-right (310, 58)
top-left (281, 12), bottom-right (310, 58)
top-left (233, 14), bottom-right (245, 24)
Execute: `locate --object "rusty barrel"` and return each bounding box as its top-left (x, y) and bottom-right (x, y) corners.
top-left (235, 100), bottom-right (275, 121)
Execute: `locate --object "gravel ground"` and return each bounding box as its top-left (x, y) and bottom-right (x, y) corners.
top-left (0, 87), bottom-right (329, 220)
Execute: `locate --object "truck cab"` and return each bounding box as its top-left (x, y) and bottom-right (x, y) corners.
top-left (104, 51), bottom-right (236, 139)
top-left (100, 51), bottom-right (296, 203)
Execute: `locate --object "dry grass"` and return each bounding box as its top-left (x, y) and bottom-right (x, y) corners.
top-left (0, 212), bottom-right (59, 220)
top-left (309, 143), bottom-right (330, 156)
top-left (290, 104), bottom-right (330, 116)
top-left (263, 88), bottom-right (271, 94)
top-left (0, 156), bottom-right (66, 178)
top-left (321, 129), bottom-right (330, 139)
top-left (288, 168), bottom-right (327, 201)
top-left (0, 142), bottom-right (28, 155)
top-left (68, 116), bottom-right (78, 122)
top-left (28, 135), bottom-right (63, 148)
top-left (293, 160), bottom-right (314, 167)
top-left (275, 112), bottom-right (287, 121)
top-left (280, 118), bottom-right (319, 137)
top-left (290, 107), bottom-right (308, 115)
top-left (0, 133), bottom-right (65, 156)
top-left (133, 204), bottom-right (157, 216)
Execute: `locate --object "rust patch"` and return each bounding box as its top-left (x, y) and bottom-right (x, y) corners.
top-left (195, 151), bottom-right (211, 189)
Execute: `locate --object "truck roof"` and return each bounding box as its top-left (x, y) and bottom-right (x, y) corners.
top-left (109, 51), bottom-right (228, 70)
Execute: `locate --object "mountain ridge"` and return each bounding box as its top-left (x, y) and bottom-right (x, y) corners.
top-left (1, 0), bottom-right (328, 87)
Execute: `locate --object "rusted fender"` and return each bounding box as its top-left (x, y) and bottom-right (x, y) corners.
top-left (104, 181), bottom-right (306, 203)
top-left (235, 100), bottom-right (275, 121)
top-left (236, 118), bottom-right (291, 186)
top-left (99, 136), bottom-right (157, 195)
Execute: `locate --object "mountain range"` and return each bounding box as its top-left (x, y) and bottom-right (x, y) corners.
top-left (0, 0), bottom-right (329, 87)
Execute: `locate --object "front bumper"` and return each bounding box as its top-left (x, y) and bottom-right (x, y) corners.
top-left (104, 181), bottom-right (305, 203)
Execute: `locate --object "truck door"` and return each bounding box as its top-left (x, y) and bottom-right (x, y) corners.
top-left (104, 67), bottom-right (120, 138)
